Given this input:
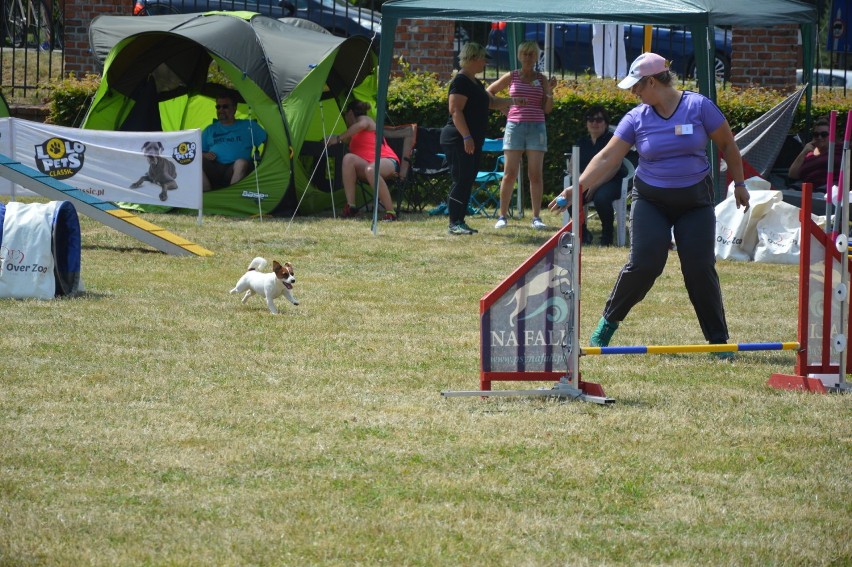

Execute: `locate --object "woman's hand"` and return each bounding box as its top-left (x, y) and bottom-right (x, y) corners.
top-left (548, 187), bottom-right (572, 212)
top-left (463, 137), bottom-right (475, 155)
top-left (734, 184), bottom-right (750, 212)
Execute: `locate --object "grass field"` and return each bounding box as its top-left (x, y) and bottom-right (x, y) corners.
top-left (0, 203), bottom-right (850, 565)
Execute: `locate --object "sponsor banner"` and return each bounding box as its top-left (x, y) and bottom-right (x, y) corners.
top-left (482, 247), bottom-right (573, 373)
top-left (829, 0), bottom-right (852, 52)
top-left (0, 118), bottom-right (35, 197)
top-left (3, 119), bottom-right (201, 209)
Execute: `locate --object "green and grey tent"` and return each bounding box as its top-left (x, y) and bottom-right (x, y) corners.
top-left (0, 91), bottom-right (9, 117)
top-left (84, 12), bottom-right (378, 216)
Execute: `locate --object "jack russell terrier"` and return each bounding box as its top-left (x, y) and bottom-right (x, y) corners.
top-left (229, 257), bottom-right (298, 314)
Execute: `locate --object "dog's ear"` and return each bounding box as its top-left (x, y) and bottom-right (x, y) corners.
top-left (157, 142), bottom-right (164, 152)
top-left (272, 261), bottom-right (283, 273)
top-left (284, 262), bottom-right (293, 271)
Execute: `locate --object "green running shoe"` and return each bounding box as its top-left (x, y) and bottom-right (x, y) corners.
top-left (590, 317), bottom-right (619, 347)
top-left (710, 350), bottom-right (735, 361)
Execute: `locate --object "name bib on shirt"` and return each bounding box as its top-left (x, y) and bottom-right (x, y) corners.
top-left (675, 124), bottom-right (694, 135)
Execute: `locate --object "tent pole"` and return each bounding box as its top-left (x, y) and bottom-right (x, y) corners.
top-left (375, 19), bottom-right (398, 236)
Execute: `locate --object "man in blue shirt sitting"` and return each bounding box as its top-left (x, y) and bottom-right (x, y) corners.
top-left (201, 92), bottom-right (267, 192)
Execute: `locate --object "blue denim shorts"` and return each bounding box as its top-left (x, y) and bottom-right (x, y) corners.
top-left (503, 121), bottom-right (547, 152)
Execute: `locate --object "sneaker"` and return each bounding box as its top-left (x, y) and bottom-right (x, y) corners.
top-left (531, 217), bottom-right (547, 230)
top-left (448, 223), bottom-right (474, 235)
top-left (382, 211), bottom-right (397, 222)
top-left (590, 317), bottom-right (619, 347)
top-left (457, 222), bottom-right (478, 234)
top-left (710, 350), bottom-right (735, 361)
top-left (341, 203), bottom-right (359, 219)
top-left (495, 216), bottom-right (508, 229)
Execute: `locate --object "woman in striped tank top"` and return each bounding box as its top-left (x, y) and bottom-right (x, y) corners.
top-left (487, 40), bottom-right (557, 230)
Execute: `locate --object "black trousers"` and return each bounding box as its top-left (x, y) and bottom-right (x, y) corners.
top-left (602, 175), bottom-right (729, 344)
top-left (442, 140), bottom-right (482, 225)
top-left (591, 176), bottom-right (623, 245)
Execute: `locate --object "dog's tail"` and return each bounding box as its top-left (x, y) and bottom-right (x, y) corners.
top-left (247, 257), bottom-right (268, 272)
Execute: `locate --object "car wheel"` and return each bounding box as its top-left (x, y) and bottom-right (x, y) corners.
top-left (536, 47), bottom-right (562, 73)
top-left (5, 0), bottom-right (27, 48)
top-left (687, 52), bottom-right (730, 82)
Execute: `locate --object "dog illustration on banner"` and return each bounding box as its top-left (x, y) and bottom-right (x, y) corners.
top-left (506, 263), bottom-right (571, 327)
top-left (130, 141), bottom-right (178, 201)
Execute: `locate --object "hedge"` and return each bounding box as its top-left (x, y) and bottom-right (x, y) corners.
top-left (49, 68), bottom-right (852, 204)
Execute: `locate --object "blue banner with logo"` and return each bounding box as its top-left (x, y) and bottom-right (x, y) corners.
top-left (829, 0), bottom-right (852, 52)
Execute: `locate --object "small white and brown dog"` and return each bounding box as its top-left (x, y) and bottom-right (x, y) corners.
top-left (229, 257), bottom-right (298, 314)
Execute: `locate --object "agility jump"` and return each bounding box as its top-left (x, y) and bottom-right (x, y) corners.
top-left (443, 141), bottom-right (851, 402)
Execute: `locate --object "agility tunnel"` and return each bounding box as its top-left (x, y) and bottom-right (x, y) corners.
top-left (0, 200), bottom-right (82, 299)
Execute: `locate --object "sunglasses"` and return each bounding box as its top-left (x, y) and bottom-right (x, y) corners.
top-left (215, 104), bottom-right (232, 110)
top-left (586, 116), bottom-right (605, 123)
top-left (812, 131), bottom-right (830, 139)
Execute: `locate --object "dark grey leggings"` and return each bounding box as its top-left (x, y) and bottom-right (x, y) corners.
top-left (601, 175), bottom-right (729, 344)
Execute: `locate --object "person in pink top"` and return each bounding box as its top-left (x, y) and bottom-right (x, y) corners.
top-left (487, 41), bottom-right (557, 230)
top-left (328, 100), bottom-right (399, 221)
top-left (549, 52), bottom-right (750, 359)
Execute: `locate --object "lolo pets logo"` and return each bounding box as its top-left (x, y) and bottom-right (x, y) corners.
top-left (35, 137), bottom-right (86, 179)
top-left (172, 141), bottom-right (197, 165)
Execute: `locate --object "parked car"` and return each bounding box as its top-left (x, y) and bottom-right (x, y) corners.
top-left (485, 23), bottom-right (732, 80)
top-left (796, 68), bottom-right (852, 90)
top-left (132, 0), bottom-right (381, 40)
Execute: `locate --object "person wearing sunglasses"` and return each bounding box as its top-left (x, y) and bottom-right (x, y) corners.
top-left (548, 52), bottom-right (749, 358)
top-left (787, 116), bottom-right (841, 189)
top-left (572, 105), bottom-right (629, 246)
top-left (201, 91), bottom-right (267, 192)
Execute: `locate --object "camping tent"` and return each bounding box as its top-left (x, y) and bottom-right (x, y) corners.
top-left (84, 12), bottom-right (378, 216)
top-left (0, 91), bottom-right (9, 118)
top-left (373, 0), bottom-right (818, 204)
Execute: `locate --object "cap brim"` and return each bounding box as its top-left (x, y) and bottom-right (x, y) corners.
top-left (617, 76), bottom-right (640, 89)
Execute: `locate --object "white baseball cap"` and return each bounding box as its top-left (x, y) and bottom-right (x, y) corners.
top-left (617, 52), bottom-right (669, 89)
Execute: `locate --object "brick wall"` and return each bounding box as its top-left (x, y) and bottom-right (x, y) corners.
top-left (392, 19), bottom-right (455, 81)
top-left (730, 25), bottom-right (799, 91)
top-left (63, 0), bottom-right (127, 76)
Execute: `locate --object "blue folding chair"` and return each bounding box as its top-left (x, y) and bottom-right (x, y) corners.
top-left (469, 138), bottom-right (504, 218)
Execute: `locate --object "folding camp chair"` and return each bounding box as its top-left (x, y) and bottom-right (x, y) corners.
top-left (381, 123), bottom-right (417, 213)
top-left (354, 124), bottom-right (417, 215)
top-left (407, 127), bottom-right (451, 212)
top-left (567, 156), bottom-right (635, 246)
top-left (469, 138), bottom-right (504, 218)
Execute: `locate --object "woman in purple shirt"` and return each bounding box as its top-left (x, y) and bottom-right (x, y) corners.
top-left (549, 52), bottom-right (750, 357)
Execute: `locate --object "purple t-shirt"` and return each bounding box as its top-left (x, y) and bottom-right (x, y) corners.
top-left (614, 90), bottom-right (726, 188)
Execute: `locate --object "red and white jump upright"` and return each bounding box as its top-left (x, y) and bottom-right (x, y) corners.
top-left (769, 178), bottom-right (852, 393)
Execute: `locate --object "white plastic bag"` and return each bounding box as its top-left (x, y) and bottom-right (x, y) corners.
top-left (753, 200), bottom-right (802, 264)
top-left (715, 184), bottom-right (781, 262)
